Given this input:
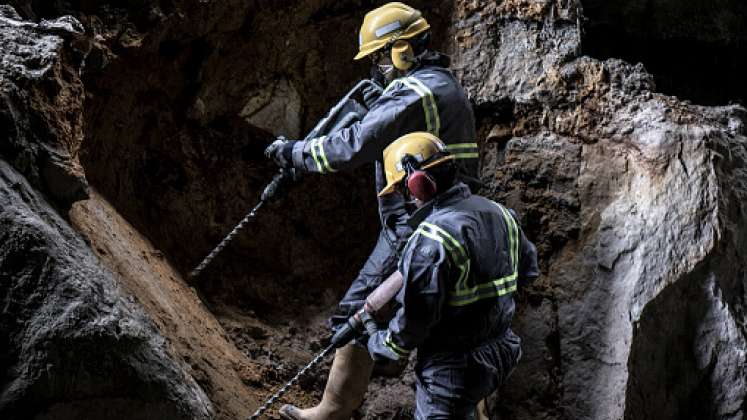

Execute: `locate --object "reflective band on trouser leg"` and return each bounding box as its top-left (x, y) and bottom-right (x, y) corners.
top-left (310, 136), bottom-right (336, 174)
top-left (415, 222), bottom-right (470, 291)
top-left (385, 331), bottom-right (411, 357)
top-left (447, 202), bottom-right (520, 306)
top-left (399, 77), bottom-right (440, 137)
top-left (446, 142), bottom-right (479, 160)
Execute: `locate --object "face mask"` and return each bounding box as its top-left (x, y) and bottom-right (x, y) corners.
top-left (377, 64), bottom-right (395, 75)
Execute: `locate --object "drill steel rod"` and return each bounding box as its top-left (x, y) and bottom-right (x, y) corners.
top-left (248, 343), bottom-right (336, 420)
top-left (188, 200), bottom-right (265, 279)
top-left (188, 79), bottom-right (376, 280)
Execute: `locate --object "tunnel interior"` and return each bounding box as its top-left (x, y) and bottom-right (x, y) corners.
top-left (581, 0), bottom-right (747, 106)
top-left (5, 0), bottom-right (746, 418)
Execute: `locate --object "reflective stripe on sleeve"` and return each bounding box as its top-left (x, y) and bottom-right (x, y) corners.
top-left (385, 331), bottom-right (411, 357)
top-left (310, 136), bottom-right (337, 174)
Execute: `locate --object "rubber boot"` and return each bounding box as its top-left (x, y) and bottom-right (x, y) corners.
top-left (476, 399), bottom-right (489, 420)
top-left (279, 344), bottom-right (374, 420)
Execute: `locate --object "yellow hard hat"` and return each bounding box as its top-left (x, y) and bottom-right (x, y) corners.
top-left (354, 2), bottom-right (431, 61)
top-left (379, 132), bottom-right (454, 196)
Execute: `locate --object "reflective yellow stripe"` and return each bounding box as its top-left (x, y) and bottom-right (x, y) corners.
top-left (447, 143), bottom-right (479, 160)
top-left (418, 222), bottom-right (470, 291)
top-left (398, 78), bottom-right (440, 137)
top-left (420, 222), bottom-right (466, 261)
top-left (310, 136), bottom-right (336, 174)
top-left (413, 225), bottom-right (470, 289)
top-left (453, 152), bottom-right (479, 159)
top-left (447, 202), bottom-right (520, 306)
top-left (450, 273), bottom-right (517, 297)
top-left (310, 138), bottom-right (324, 173)
top-left (446, 143), bottom-right (478, 150)
top-left (449, 281), bottom-right (517, 306)
top-left (494, 203), bottom-right (519, 272)
top-left (317, 136), bottom-right (337, 173)
top-left (399, 78), bottom-right (434, 135)
top-left (406, 76), bottom-right (441, 137)
top-left (385, 331), bottom-right (410, 356)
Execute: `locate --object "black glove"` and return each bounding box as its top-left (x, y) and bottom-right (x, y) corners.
top-left (264, 136), bottom-right (297, 169)
top-left (362, 80), bottom-right (383, 109)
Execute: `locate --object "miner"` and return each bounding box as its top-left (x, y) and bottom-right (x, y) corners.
top-left (367, 132), bottom-right (539, 418)
top-left (265, 3), bottom-right (479, 419)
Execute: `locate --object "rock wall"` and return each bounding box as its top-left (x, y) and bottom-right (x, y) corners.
top-left (0, 159), bottom-right (214, 419)
top-left (448, 0), bottom-right (747, 418)
top-left (0, 5), bottom-right (89, 207)
top-left (0, 7), bottom-right (257, 419)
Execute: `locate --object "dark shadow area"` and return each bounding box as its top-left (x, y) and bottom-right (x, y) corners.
top-left (582, 0), bottom-right (747, 106)
top-left (625, 262), bottom-right (713, 420)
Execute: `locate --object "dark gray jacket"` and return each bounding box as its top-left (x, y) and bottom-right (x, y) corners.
top-left (291, 53), bottom-right (477, 241)
top-left (368, 183), bottom-right (540, 360)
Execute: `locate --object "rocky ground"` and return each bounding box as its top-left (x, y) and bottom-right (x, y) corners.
top-left (2, 0), bottom-right (747, 419)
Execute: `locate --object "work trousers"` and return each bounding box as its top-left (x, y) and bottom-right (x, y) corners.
top-left (414, 330), bottom-right (522, 420)
top-left (328, 227), bottom-right (404, 335)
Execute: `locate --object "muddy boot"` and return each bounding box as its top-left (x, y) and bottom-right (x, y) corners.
top-left (279, 344), bottom-right (374, 420)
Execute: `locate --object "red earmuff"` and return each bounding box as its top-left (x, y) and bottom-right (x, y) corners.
top-left (406, 170), bottom-right (437, 202)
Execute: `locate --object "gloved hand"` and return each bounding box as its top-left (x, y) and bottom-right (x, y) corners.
top-left (260, 168), bottom-right (299, 202)
top-left (362, 81), bottom-right (383, 109)
top-left (264, 136), bottom-right (297, 169)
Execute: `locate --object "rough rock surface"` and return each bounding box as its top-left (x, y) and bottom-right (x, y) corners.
top-left (69, 189), bottom-right (261, 419)
top-left (0, 159), bottom-right (213, 420)
top-left (0, 6), bottom-right (89, 207)
top-left (1, 6), bottom-right (256, 419)
top-left (449, 0), bottom-right (747, 418)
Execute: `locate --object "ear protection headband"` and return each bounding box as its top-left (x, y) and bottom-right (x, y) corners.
top-left (401, 154), bottom-right (437, 202)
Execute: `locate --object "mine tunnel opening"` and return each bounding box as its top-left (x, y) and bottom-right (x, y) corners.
top-left (581, 0), bottom-right (747, 106)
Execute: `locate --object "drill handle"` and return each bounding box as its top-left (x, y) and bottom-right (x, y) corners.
top-left (358, 309), bottom-right (379, 337)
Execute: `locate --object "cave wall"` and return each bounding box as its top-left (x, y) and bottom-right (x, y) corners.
top-left (0, 5), bottom-right (89, 207)
top-left (0, 8), bottom-right (259, 420)
top-left (0, 159), bottom-right (214, 420)
top-left (448, 0), bottom-right (747, 419)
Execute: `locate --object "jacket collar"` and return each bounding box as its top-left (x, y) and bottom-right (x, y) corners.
top-left (408, 51), bottom-right (451, 74)
top-left (407, 182), bottom-right (471, 228)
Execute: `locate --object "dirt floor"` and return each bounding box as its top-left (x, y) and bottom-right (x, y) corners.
top-left (69, 188), bottom-right (417, 419)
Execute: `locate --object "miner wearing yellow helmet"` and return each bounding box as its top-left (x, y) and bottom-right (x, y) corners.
top-left (267, 4), bottom-right (480, 419)
top-left (367, 132), bottom-right (539, 419)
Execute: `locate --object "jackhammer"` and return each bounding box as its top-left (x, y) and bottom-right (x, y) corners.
top-left (247, 270), bottom-right (405, 420)
top-left (188, 79), bottom-right (382, 280)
